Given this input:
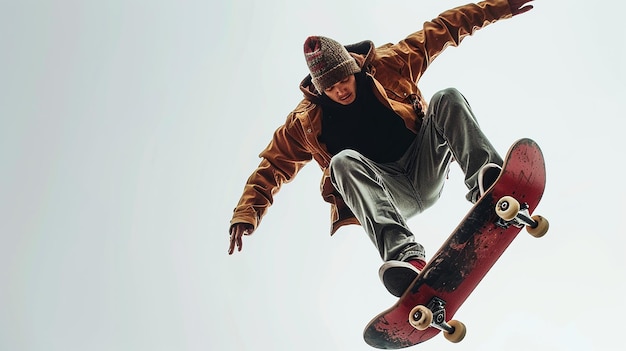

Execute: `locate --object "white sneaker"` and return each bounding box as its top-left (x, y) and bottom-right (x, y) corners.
top-left (478, 163), bottom-right (502, 196)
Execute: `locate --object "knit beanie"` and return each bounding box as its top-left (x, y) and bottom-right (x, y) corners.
top-left (303, 36), bottom-right (361, 93)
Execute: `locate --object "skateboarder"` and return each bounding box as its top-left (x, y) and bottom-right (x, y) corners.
top-left (228, 0), bottom-right (534, 297)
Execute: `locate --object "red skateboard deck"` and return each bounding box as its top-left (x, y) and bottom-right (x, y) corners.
top-left (364, 138), bottom-right (548, 349)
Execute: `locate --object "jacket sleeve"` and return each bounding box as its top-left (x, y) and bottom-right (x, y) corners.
top-left (230, 114), bottom-right (312, 230)
top-left (385, 0), bottom-right (513, 83)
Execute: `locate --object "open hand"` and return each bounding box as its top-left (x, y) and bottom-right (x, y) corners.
top-left (228, 223), bottom-right (254, 255)
top-left (509, 0), bottom-right (534, 16)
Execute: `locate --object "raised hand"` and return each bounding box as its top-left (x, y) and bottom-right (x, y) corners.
top-left (509, 0), bottom-right (534, 16)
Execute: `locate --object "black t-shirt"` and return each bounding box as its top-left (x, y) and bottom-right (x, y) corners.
top-left (319, 72), bottom-right (416, 163)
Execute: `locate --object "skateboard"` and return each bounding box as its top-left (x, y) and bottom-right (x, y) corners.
top-left (363, 138), bottom-right (548, 349)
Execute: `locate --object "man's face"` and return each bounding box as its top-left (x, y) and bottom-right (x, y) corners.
top-left (324, 75), bottom-right (357, 105)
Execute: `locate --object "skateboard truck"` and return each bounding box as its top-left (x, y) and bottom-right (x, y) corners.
top-left (409, 297), bottom-right (467, 343)
top-left (412, 297), bottom-right (451, 332)
top-left (495, 196), bottom-right (549, 238)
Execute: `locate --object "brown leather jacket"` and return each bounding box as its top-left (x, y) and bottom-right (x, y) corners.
top-left (230, 0), bottom-right (513, 234)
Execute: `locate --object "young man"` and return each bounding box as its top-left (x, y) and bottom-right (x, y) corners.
top-left (229, 0), bottom-right (534, 297)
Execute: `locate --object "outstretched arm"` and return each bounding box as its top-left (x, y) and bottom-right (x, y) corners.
top-left (228, 113), bottom-right (313, 255)
top-left (509, 0), bottom-right (534, 16)
top-left (382, 0), bottom-right (519, 87)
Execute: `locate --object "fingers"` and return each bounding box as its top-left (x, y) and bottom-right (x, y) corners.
top-left (227, 234), bottom-right (239, 255)
top-left (228, 226), bottom-right (241, 255)
top-left (509, 0), bottom-right (534, 16)
top-left (228, 224), bottom-right (253, 255)
top-left (516, 5), bottom-right (533, 15)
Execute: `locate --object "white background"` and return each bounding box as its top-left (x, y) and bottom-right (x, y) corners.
top-left (1, 1), bottom-right (624, 350)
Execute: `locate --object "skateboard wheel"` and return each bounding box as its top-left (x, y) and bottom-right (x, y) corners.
top-left (444, 320), bottom-right (466, 343)
top-left (409, 305), bottom-right (433, 331)
top-left (495, 196), bottom-right (520, 221)
top-left (527, 215), bottom-right (549, 238)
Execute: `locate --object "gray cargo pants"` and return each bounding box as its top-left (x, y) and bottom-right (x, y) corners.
top-left (329, 88), bottom-right (503, 262)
